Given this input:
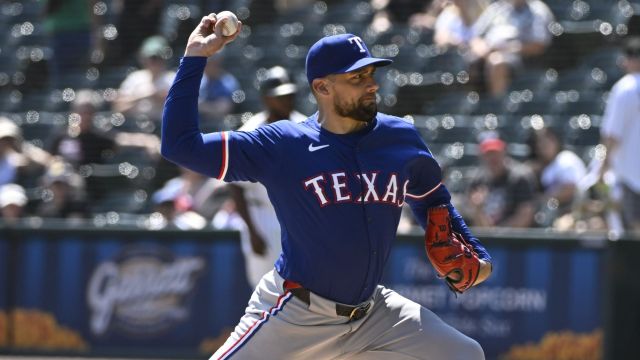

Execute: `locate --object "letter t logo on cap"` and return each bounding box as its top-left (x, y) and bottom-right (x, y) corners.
top-left (305, 33), bottom-right (392, 83)
top-left (348, 36), bottom-right (366, 53)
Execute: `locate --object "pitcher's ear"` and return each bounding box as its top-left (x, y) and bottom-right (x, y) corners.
top-left (312, 79), bottom-right (330, 96)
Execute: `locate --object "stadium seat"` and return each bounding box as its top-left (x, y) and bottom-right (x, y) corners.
top-left (505, 92), bottom-right (552, 116)
top-left (469, 113), bottom-right (510, 134)
top-left (98, 65), bottom-right (134, 89)
top-left (509, 68), bottom-right (556, 93)
top-left (549, 0), bottom-right (616, 22)
top-left (543, 24), bottom-right (608, 70)
top-left (90, 189), bottom-right (148, 214)
top-left (551, 65), bottom-right (616, 93)
top-left (420, 49), bottom-right (467, 74)
top-left (282, 22), bottom-right (324, 46)
top-left (423, 91), bottom-right (477, 115)
top-left (0, 0), bottom-right (617, 222)
top-left (392, 82), bottom-right (448, 116)
top-left (580, 48), bottom-right (625, 87)
top-left (550, 90), bottom-right (606, 115)
top-left (504, 114), bottom-right (563, 144)
top-left (469, 96), bottom-right (506, 116)
top-left (323, 1), bottom-right (373, 26)
top-left (415, 114), bottom-right (474, 145)
top-left (563, 114), bottom-right (603, 146)
top-left (18, 116), bottom-right (58, 148)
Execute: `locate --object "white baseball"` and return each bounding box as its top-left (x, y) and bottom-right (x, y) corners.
top-left (217, 11), bottom-right (239, 36)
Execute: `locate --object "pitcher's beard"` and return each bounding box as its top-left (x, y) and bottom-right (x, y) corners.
top-left (334, 96), bottom-right (377, 123)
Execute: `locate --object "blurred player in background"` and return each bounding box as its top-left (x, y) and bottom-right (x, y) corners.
top-left (245, 66), bottom-right (307, 126)
top-left (600, 37), bottom-right (640, 232)
top-left (162, 13), bottom-right (492, 360)
top-left (228, 65), bottom-right (306, 287)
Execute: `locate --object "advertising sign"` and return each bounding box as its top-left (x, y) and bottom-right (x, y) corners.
top-left (384, 238), bottom-right (604, 359)
top-left (0, 230), bottom-right (605, 359)
top-left (4, 231), bottom-right (251, 357)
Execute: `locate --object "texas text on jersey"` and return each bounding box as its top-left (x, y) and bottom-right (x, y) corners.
top-left (162, 59), bottom-right (489, 304)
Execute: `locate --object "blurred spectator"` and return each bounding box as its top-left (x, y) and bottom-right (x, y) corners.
top-left (151, 189), bottom-right (208, 230)
top-left (35, 160), bottom-right (88, 219)
top-left (434, 0), bottom-right (489, 49)
top-left (49, 89), bottom-right (115, 200)
top-left (49, 90), bottom-right (116, 167)
top-left (50, 89), bottom-right (160, 200)
top-left (0, 117), bottom-right (51, 187)
top-left (465, 136), bottom-right (537, 227)
top-left (469, 0), bottom-right (554, 96)
top-left (103, 0), bottom-right (164, 67)
top-left (42, 0), bottom-right (96, 88)
top-left (528, 128), bottom-right (587, 225)
top-left (199, 54), bottom-right (240, 129)
top-left (553, 160), bottom-right (615, 233)
top-left (600, 37), bottom-right (640, 232)
top-left (0, 119), bottom-right (24, 186)
top-left (371, 0), bottom-right (433, 33)
top-left (408, 0), bottom-right (448, 32)
top-left (113, 36), bottom-right (176, 124)
top-left (0, 184), bottom-right (27, 223)
top-left (152, 167), bottom-right (228, 222)
top-left (226, 66), bottom-right (306, 287)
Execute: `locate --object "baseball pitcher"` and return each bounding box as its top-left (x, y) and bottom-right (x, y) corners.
top-left (161, 13), bottom-right (493, 360)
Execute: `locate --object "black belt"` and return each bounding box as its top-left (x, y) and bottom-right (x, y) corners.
top-left (284, 280), bottom-right (371, 322)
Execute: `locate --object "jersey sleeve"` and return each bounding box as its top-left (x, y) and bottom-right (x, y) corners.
top-left (404, 132), bottom-right (491, 262)
top-left (161, 57), bottom-right (282, 183)
top-left (224, 125), bottom-right (284, 182)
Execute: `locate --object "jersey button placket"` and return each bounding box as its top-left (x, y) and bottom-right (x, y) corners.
top-left (355, 144), bottom-right (376, 301)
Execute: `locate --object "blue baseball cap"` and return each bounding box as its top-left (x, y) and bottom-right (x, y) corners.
top-left (305, 33), bottom-right (392, 84)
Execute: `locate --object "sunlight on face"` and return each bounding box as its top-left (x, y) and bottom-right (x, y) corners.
top-left (330, 66), bottom-right (379, 123)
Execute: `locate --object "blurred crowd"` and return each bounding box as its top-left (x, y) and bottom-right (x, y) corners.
top-left (0, 0), bottom-right (638, 236)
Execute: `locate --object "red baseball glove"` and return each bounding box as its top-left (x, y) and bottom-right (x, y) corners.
top-left (425, 205), bottom-right (481, 294)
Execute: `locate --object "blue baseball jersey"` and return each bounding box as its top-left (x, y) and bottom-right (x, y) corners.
top-left (162, 57), bottom-right (491, 305)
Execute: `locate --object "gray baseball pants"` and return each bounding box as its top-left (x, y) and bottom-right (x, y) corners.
top-left (210, 269), bottom-right (484, 360)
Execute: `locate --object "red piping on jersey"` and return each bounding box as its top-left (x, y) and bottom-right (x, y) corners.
top-left (405, 182), bottom-right (442, 199)
top-left (217, 131), bottom-right (229, 180)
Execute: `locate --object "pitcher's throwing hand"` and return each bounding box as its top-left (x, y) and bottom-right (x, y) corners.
top-left (184, 12), bottom-right (241, 58)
